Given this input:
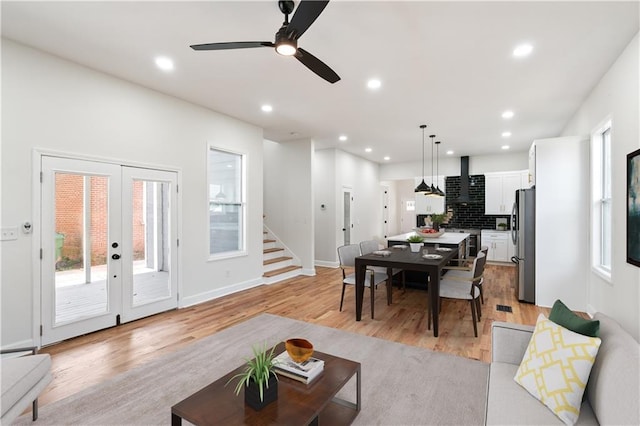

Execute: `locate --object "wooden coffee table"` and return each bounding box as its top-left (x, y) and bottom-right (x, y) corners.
top-left (171, 342), bottom-right (361, 425)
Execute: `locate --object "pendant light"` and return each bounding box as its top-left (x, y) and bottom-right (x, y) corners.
top-left (414, 124), bottom-right (432, 194)
top-left (435, 140), bottom-right (446, 197)
top-left (428, 135), bottom-right (438, 196)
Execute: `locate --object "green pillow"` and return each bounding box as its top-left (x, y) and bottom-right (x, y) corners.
top-left (549, 299), bottom-right (600, 337)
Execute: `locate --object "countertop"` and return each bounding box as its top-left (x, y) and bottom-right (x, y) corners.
top-left (387, 231), bottom-right (470, 245)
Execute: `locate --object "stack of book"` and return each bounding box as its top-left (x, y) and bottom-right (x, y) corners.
top-left (273, 351), bottom-right (324, 384)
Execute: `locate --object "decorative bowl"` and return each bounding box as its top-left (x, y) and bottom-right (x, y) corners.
top-left (285, 338), bottom-right (314, 363)
top-left (414, 228), bottom-right (444, 238)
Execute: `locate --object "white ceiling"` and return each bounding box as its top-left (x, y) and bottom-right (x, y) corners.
top-left (2, 1), bottom-right (638, 164)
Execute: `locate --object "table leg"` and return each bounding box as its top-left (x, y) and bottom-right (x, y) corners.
top-left (355, 260), bottom-right (365, 321)
top-left (386, 267), bottom-right (393, 305)
top-left (430, 269), bottom-right (440, 337)
top-left (171, 413), bottom-right (182, 426)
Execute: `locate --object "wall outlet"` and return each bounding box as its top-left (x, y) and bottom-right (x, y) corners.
top-left (1, 227), bottom-right (19, 241)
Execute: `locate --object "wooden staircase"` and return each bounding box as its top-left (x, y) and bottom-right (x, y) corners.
top-left (262, 230), bottom-right (302, 284)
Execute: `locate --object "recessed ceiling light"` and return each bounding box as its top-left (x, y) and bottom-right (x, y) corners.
top-left (155, 56), bottom-right (174, 71)
top-left (502, 145), bottom-right (510, 150)
top-left (339, 135), bottom-right (348, 142)
top-left (513, 43), bottom-right (533, 57)
top-left (261, 104), bottom-right (273, 113)
top-left (383, 156), bottom-right (390, 161)
top-left (446, 150), bottom-right (454, 155)
top-left (502, 110), bottom-right (514, 119)
top-left (365, 148), bottom-right (372, 153)
top-left (367, 79), bottom-right (381, 90)
top-left (501, 131), bottom-right (512, 138)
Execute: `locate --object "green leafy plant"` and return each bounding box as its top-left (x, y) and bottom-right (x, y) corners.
top-left (498, 223), bottom-right (508, 230)
top-left (407, 235), bottom-right (424, 243)
top-left (430, 213), bottom-right (449, 224)
top-left (227, 342), bottom-right (279, 402)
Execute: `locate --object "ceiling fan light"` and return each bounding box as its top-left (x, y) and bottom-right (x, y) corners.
top-left (276, 40), bottom-right (297, 56)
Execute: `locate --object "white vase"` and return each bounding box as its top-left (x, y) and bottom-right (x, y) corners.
top-left (409, 242), bottom-right (422, 252)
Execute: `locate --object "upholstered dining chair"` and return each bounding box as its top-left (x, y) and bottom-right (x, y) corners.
top-left (428, 251), bottom-right (487, 337)
top-left (358, 240), bottom-right (406, 291)
top-left (443, 245), bottom-right (489, 304)
top-left (337, 244), bottom-right (389, 319)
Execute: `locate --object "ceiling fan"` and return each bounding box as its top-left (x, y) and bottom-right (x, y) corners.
top-left (190, 0), bottom-right (340, 84)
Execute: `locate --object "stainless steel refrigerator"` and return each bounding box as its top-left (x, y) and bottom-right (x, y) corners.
top-left (511, 188), bottom-right (535, 303)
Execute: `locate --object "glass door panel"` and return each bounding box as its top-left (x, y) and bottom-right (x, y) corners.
top-left (54, 174), bottom-right (109, 324)
top-left (131, 180), bottom-right (171, 307)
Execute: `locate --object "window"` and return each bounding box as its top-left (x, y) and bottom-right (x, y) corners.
top-left (591, 120), bottom-right (612, 279)
top-left (208, 147), bottom-right (246, 258)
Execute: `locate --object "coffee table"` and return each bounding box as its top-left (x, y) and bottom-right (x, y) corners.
top-left (171, 342), bottom-right (361, 425)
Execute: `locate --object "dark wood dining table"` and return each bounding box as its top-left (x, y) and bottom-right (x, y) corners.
top-left (354, 246), bottom-right (458, 337)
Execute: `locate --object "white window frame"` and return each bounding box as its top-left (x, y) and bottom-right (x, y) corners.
top-left (207, 145), bottom-right (247, 260)
top-left (590, 118), bottom-right (612, 282)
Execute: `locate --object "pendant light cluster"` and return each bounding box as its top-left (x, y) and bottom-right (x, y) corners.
top-left (414, 125), bottom-right (446, 197)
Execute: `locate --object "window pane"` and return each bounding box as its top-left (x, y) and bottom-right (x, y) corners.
top-left (208, 148), bottom-right (245, 255)
top-left (601, 200), bottom-right (611, 268)
top-left (603, 128), bottom-right (611, 198)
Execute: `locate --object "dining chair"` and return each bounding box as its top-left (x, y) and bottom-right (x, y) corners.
top-left (428, 251), bottom-right (486, 337)
top-left (358, 240), bottom-right (405, 292)
top-left (337, 244), bottom-right (389, 319)
top-left (443, 245), bottom-right (489, 303)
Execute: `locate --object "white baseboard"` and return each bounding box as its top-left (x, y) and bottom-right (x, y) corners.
top-left (179, 277), bottom-right (263, 308)
top-left (2, 338), bottom-right (37, 352)
top-left (315, 260), bottom-right (339, 268)
top-left (301, 268), bottom-right (316, 276)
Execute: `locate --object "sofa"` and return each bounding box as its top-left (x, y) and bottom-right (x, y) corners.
top-left (485, 312), bottom-right (640, 425)
top-left (1, 347), bottom-right (52, 424)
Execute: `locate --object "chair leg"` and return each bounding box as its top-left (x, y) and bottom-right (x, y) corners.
top-left (480, 285), bottom-right (484, 304)
top-left (469, 299), bottom-right (478, 338)
top-left (339, 283), bottom-right (346, 312)
top-left (476, 296), bottom-right (482, 320)
top-left (32, 398), bottom-right (38, 421)
top-left (401, 271), bottom-right (406, 292)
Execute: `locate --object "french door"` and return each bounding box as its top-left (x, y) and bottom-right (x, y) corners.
top-left (40, 156), bottom-right (178, 345)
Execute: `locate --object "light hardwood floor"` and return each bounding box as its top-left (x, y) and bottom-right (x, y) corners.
top-left (38, 263), bottom-right (549, 407)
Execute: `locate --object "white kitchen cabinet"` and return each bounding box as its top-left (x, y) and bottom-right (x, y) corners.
top-left (484, 171), bottom-right (524, 214)
top-left (414, 176), bottom-right (445, 214)
top-left (482, 230), bottom-right (511, 262)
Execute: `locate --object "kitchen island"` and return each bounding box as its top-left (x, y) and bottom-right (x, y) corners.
top-left (387, 231), bottom-right (470, 258)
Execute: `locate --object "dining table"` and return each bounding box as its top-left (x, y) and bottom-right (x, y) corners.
top-left (354, 245), bottom-right (458, 337)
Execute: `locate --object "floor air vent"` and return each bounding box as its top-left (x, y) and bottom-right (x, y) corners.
top-left (496, 304), bottom-right (513, 313)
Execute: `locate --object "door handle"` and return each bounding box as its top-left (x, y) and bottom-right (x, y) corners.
top-left (112, 254), bottom-right (121, 260)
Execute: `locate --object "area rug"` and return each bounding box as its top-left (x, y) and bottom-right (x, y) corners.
top-left (15, 314), bottom-right (489, 425)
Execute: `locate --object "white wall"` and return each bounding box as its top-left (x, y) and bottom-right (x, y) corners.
top-left (1, 39), bottom-right (265, 347)
top-left (561, 33), bottom-right (640, 340)
top-left (263, 139), bottom-right (314, 273)
top-left (313, 148), bottom-right (382, 264)
top-left (313, 149), bottom-right (337, 265)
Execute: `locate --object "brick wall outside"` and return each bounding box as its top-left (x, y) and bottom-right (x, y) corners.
top-left (55, 173), bottom-right (145, 269)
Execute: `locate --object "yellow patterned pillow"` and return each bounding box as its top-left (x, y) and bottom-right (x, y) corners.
top-left (514, 314), bottom-right (601, 425)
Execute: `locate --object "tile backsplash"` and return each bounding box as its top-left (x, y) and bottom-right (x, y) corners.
top-left (444, 175), bottom-right (510, 230)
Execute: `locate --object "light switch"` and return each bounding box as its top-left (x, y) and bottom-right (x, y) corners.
top-left (1, 227), bottom-right (19, 241)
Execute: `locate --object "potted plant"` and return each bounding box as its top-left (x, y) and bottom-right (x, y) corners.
top-left (227, 342), bottom-right (279, 411)
top-left (407, 234), bottom-right (424, 252)
top-left (498, 223), bottom-right (508, 231)
top-left (429, 213), bottom-right (450, 231)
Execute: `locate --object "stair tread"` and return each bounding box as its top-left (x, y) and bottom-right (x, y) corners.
top-left (263, 239), bottom-right (276, 244)
top-left (264, 247), bottom-right (284, 254)
top-left (263, 265), bottom-right (302, 278)
top-left (264, 256), bottom-right (292, 265)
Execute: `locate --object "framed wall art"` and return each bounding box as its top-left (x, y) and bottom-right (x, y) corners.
top-left (628, 148), bottom-right (640, 267)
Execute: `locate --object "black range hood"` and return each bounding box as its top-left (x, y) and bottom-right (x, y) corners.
top-left (453, 156), bottom-right (471, 204)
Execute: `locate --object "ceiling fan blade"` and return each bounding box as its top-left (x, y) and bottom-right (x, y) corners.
top-left (190, 41), bottom-right (274, 51)
top-left (294, 47), bottom-right (340, 84)
top-left (287, 0), bottom-right (329, 39)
